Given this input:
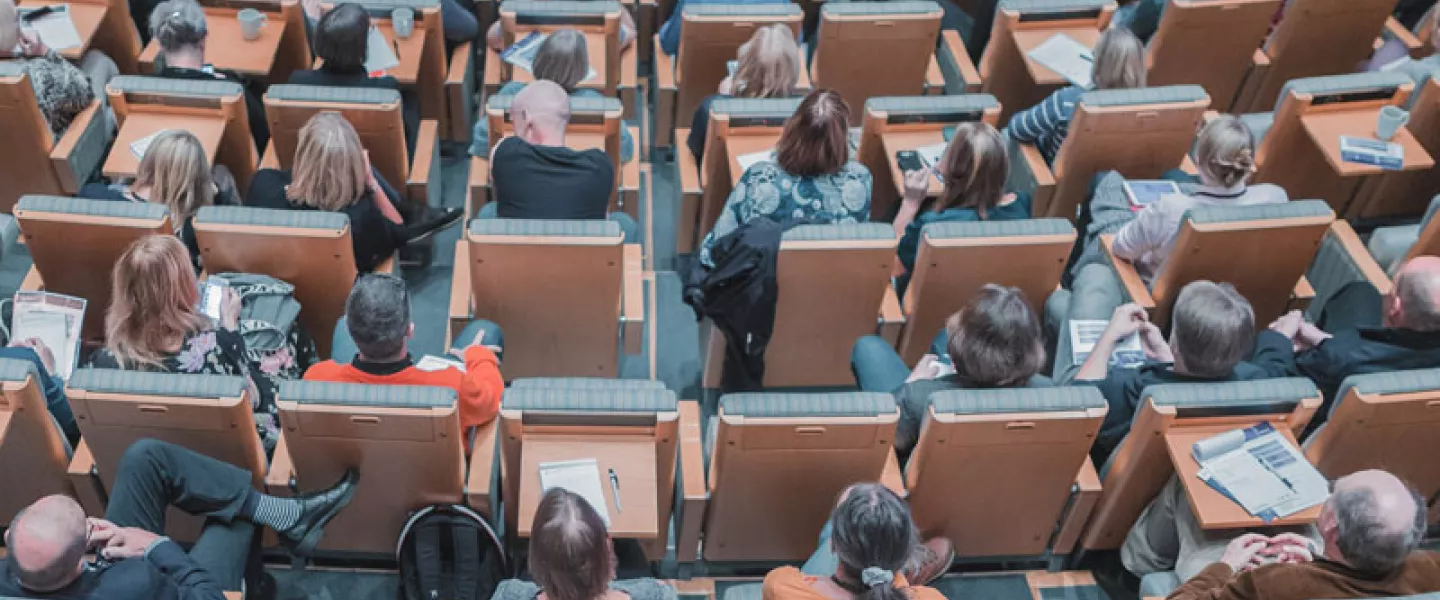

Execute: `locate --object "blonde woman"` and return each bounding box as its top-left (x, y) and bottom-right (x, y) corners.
top-left (80, 130), bottom-right (217, 270)
top-left (687, 24), bottom-right (801, 162)
top-left (1009, 26), bottom-right (1146, 165)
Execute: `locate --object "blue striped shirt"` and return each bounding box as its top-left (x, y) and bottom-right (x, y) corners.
top-left (1008, 85), bottom-right (1085, 166)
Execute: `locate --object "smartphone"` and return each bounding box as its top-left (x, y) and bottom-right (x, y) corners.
top-left (896, 150), bottom-right (924, 172)
top-left (200, 279), bottom-right (228, 321)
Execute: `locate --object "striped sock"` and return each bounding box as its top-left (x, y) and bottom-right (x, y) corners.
top-left (248, 493), bottom-right (302, 532)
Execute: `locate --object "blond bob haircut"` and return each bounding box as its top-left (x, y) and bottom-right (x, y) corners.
top-left (287, 111), bottom-right (368, 211)
top-left (732, 24), bottom-right (800, 99)
top-left (1091, 27), bottom-right (1146, 90)
top-left (134, 129), bottom-right (213, 224)
top-left (104, 235), bottom-right (210, 369)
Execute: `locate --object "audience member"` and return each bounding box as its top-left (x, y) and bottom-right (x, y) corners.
top-left (1159, 469), bottom-right (1438, 600)
top-left (491, 488), bottom-right (677, 600)
top-left (698, 88), bottom-right (872, 266)
top-left (306, 274), bottom-right (504, 449)
top-left (148, 0), bottom-right (268, 150)
top-left (487, 7), bottom-right (634, 53)
top-left (851, 285), bottom-right (1049, 455)
top-left (0, 338), bottom-right (76, 447)
top-left (289, 3), bottom-right (419, 153)
top-left (1009, 26), bottom-right (1146, 165)
top-left (0, 440), bottom-right (356, 598)
top-left (80, 130), bottom-right (219, 271)
top-left (1061, 280), bottom-right (1266, 463)
top-left (1368, 9), bottom-right (1438, 75)
top-left (1111, 0), bottom-right (1165, 42)
top-left (88, 235), bottom-right (293, 451)
top-left (246, 112), bottom-right (458, 273)
top-left (687, 23), bottom-right (800, 164)
top-left (484, 80), bottom-right (637, 240)
top-left (659, 0), bottom-right (787, 57)
top-left (892, 122), bottom-right (1030, 289)
top-left (1256, 256), bottom-right (1440, 421)
top-left (769, 483), bottom-right (954, 598)
top-left (0, 0), bottom-right (115, 138)
top-left (471, 29), bottom-right (635, 164)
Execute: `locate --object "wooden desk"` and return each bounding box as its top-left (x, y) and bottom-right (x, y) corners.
top-left (1164, 424), bottom-right (1323, 530)
top-left (1300, 108), bottom-right (1435, 214)
top-left (881, 129), bottom-right (947, 197)
top-left (104, 112), bottom-right (225, 179)
top-left (1012, 28), bottom-right (1100, 86)
top-left (372, 21), bottom-right (426, 86)
top-left (18, 0), bottom-right (104, 61)
top-left (724, 132), bottom-right (783, 186)
top-left (517, 436), bottom-right (659, 540)
top-left (139, 8), bottom-right (283, 77)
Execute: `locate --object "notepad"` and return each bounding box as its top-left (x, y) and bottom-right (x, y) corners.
top-left (11, 291), bottom-right (86, 380)
top-left (365, 26), bottom-right (400, 74)
top-left (20, 5), bottom-right (81, 51)
top-left (1193, 422), bottom-right (1329, 520)
top-left (736, 148), bottom-right (777, 172)
top-left (501, 31), bottom-right (599, 83)
top-left (1068, 319), bottom-right (1144, 370)
top-left (129, 128), bottom-right (170, 160)
top-left (1026, 33), bottom-right (1094, 87)
top-left (538, 458), bottom-right (611, 526)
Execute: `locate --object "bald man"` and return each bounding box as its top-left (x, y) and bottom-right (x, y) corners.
top-left (0, 439), bottom-right (357, 599)
top-left (1255, 255), bottom-right (1440, 424)
top-left (483, 81), bottom-right (636, 241)
top-left (1161, 469), bottom-right (1438, 600)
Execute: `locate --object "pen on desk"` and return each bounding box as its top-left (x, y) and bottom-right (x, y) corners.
top-left (392, 39), bottom-right (401, 58)
top-left (608, 468), bottom-right (622, 512)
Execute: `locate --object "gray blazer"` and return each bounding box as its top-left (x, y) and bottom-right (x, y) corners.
top-left (492, 579), bottom-right (677, 600)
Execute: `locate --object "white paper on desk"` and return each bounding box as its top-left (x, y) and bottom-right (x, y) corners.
top-left (539, 458), bottom-right (612, 527)
top-left (736, 148), bottom-right (777, 173)
top-left (1247, 433), bottom-right (1330, 516)
top-left (1192, 422), bottom-right (1330, 519)
top-left (12, 291), bottom-right (86, 380)
top-left (21, 5), bottom-right (81, 51)
top-left (1198, 450), bottom-right (1297, 516)
top-left (1026, 33), bottom-right (1094, 87)
top-left (365, 26), bottom-right (400, 74)
top-left (129, 128), bottom-right (170, 160)
top-left (1069, 319), bottom-right (1144, 369)
top-left (414, 355), bottom-right (464, 372)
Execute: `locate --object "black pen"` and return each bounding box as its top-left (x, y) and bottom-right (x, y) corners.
top-left (608, 468), bottom-right (622, 512)
top-left (392, 39), bottom-right (400, 58)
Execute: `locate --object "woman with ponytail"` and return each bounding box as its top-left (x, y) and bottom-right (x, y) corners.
top-left (763, 483), bottom-right (953, 600)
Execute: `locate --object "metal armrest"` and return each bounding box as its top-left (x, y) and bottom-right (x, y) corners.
top-left (937, 30), bottom-right (981, 93)
top-left (49, 99), bottom-right (110, 194)
top-left (406, 120), bottom-right (441, 208)
top-left (265, 435), bottom-right (296, 497)
top-left (1100, 234), bottom-right (1156, 310)
top-left (879, 285), bottom-right (905, 346)
top-left (654, 34), bottom-right (676, 150)
top-left (67, 440), bottom-right (106, 516)
top-left (880, 448), bottom-right (907, 499)
top-left (676, 400), bottom-right (707, 562)
top-left (448, 239), bottom-right (474, 349)
top-left (622, 243), bottom-right (645, 354)
top-left (1382, 17), bottom-right (1425, 58)
top-left (446, 43), bottom-right (476, 141)
top-left (1052, 456), bottom-right (1101, 554)
top-left (465, 419), bottom-right (499, 519)
top-left (1007, 137), bottom-right (1056, 217)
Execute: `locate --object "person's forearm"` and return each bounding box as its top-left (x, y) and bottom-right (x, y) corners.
top-left (1074, 335), bottom-right (1117, 381)
top-left (893, 202), bottom-right (920, 239)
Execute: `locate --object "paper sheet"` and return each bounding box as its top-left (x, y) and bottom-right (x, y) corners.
top-left (1026, 33), bottom-right (1094, 87)
top-left (129, 128), bottom-right (169, 160)
top-left (11, 291), bottom-right (86, 380)
top-left (736, 148), bottom-right (777, 173)
top-left (538, 458), bottom-right (612, 526)
top-left (1193, 422), bottom-right (1330, 520)
top-left (415, 355), bottom-right (464, 372)
top-left (21, 5), bottom-right (81, 51)
top-left (1069, 319), bottom-right (1144, 369)
top-left (1199, 450), bottom-right (1297, 515)
top-left (365, 26), bottom-right (400, 74)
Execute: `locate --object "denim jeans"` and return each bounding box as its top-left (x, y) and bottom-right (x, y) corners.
top-left (801, 520), bottom-right (839, 576)
top-left (331, 318), bottom-right (504, 364)
top-left (849, 330), bottom-right (949, 393)
top-left (476, 202), bottom-right (639, 243)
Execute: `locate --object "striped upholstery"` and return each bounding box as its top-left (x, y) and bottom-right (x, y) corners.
top-left (999, 0), bottom-right (1113, 13)
top-left (930, 386), bottom-right (1105, 415)
top-left (684, 3), bottom-right (799, 17)
top-left (1238, 112), bottom-right (1275, 143)
top-left (503, 388), bottom-right (678, 412)
top-left (194, 206), bottom-right (349, 231)
top-left (865, 94), bottom-right (1000, 118)
top-left (1307, 227), bottom-right (1381, 322)
top-left (1332, 368), bottom-right (1440, 420)
top-left (0, 357), bottom-right (37, 382)
top-left (822, 1), bottom-right (941, 15)
top-left (1006, 134), bottom-right (1045, 198)
top-left (468, 218), bottom-right (621, 238)
top-left (0, 215), bottom-right (16, 257)
top-left (510, 378), bottom-right (668, 391)
top-left (280, 380), bottom-right (456, 408)
top-left (1366, 195), bottom-right (1440, 271)
top-left (68, 369), bottom-right (247, 398)
top-left (922, 217), bottom-right (1074, 239)
top-left (1080, 85), bottom-right (1208, 108)
top-left (710, 97), bottom-right (803, 118)
top-left (503, 0), bottom-right (620, 16)
top-left (721, 392), bottom-right (897, 418)
top-left (1184, 199), bottom-right (1333, 225)
top-left (108, 76), bottom-right (243, 99)
top-left (1144, 378), bottom-right (1319, 414)
top-left (265, 85), bottom-right (400, 105)
top-left (16, 195), bottom-right (167, 220)
top-left (65, 101), bottom-right (113, 187)
top-left (486, 94), bottom-right (622, 114)
top-left (781, 223), bottom-right (893, 242)
top-left (723, 584), bottom-right (764, 600)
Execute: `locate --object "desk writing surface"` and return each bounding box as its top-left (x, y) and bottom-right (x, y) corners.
top-left (371, 21), bottom-right (426, 86)
top-left (1164, 424), bottom-right (1323, 530)
top-left (1012, 27), bottom-right (1101, 86)
top-left (724, 133), bottom-right (783, 187)
top-left (518, 436), bottom-right (658, 539)
top-left (882, 129), bottom-right (948, 197)
top-left (104, 112), bottom-right (225, 179)
top-left (18, 0), bottom-right (104, 61)
top-left (138, 8), bottom-right (282, 77)
top-left (1300, 109), bottom-right (1435, 177)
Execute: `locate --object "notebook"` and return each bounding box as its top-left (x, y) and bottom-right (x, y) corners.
top-left (20, 5), bottom-right (81, 51)
top-left (365, 26), bottom-right (400, 74)
top-left (538, 458), bottom-right (612, 526)
top-left (1193, 422), bottom-right (1329, 521)
top-left (1026, 33), bottom-right (1094, 87)
top-left (1068, 319), bottom-right (1144, 370)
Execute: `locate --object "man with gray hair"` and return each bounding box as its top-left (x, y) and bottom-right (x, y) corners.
top-left (1155, 469), bottom-right (1439, 600)
top-left (1257, 255), bottom-right (1440, 425)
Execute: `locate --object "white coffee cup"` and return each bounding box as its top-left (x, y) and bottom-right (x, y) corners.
top-left (392, 7), bottom-right (415, 39)
top-left (237, 8), bottom-right (267, 41)
top-left (1376, 105), bottom-right (1410, 141)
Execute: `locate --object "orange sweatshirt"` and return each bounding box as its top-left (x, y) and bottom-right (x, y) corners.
top-left (303, 346), bottom-right (504, 440)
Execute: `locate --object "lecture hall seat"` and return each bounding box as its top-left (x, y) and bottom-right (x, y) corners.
top-left (106, 76), bottom-right (260, 195)
top-left (0, 358), bottom-right (77, 525)
top-left (978, 0), bottom-right (1115, 126)
top-left (485, 0), bottom-right (633, 106)
top-left (688, 97), bottom-right (801, 251)
top-left (856, 95), bottom-right (1001, 222)
top-left (0, 64), bottom-right (112, 214)
top-left (1144, 0), bottom-right (1281, 112)
top-left (809, 1), bottom-right (961, 124)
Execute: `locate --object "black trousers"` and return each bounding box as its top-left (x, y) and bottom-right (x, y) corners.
top-left (106, 439), bottom-right (258, 590)
top-left (1317, 281), bottom-right (1384, 334)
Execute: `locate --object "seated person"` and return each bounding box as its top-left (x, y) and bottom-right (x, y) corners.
top-left (80, 130), bottom-right (219, 271)
top-left (698, 88), bottom-right (872, 266)
top-left (1368, 10), bottom-right (1438, 76)
top-left (484, 80), bottom-right (637, 241)
top-left (1061, 279), bottom-right (1268, 464)
top-left (0, 440), bottom-right (356, 599)
top-left (148, 0), bottom-right (268, 150)
top-left (486, 6), bottom-right (635, 54)
top-left (492, 488), bottom-right (677, 600)
top-left (289, 3), bottom-right (419, 154)
top-left (0, 338), bottom-right (76, 447)
top-left (306, 273), bottom-right (504, 447)
top-left (851, 285), bottom-right (1049, 455)
top-left (246, 112), bottom-right (459, 273)
top-left (0, 0), bottom-right (116, 138)
top-left (658, 0), bottom-right (788, 57)
top-left (471, 29), bottom-right (634, 164)
top-left (1155, 469), bottom-right (1438, 600)
top-left (774, 482), bottom-right (954, 594)
top-left (1009, 26), bottom-right (1146, 165)
top-left (88, 235), bottom-right (302, 452)
top-left (1255, 256), bottom-right (1440, 423)
top-left (892, 122), bottom-right (1031, 291)
top-left (1111, 0), bottom-right (1165, 42)
top-left (1107, 116), bottom-right (1287, 283)
top-left (687, 23), bottom-right (801, 164)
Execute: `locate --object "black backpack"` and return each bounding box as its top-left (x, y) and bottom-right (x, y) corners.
top-left (397, 504), bottom-right (507, 600)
